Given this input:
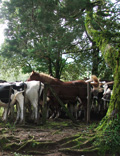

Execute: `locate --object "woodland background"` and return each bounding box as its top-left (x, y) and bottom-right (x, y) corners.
top-left (0, 0), bottom-right (120, 155)
top-left (0, 0), bottom-right (117, 82)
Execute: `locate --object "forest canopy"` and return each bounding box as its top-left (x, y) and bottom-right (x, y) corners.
top-left (0, 0), bottom-right (118, 81)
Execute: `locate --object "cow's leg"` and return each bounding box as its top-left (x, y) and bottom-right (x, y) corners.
top-left (15, 103), bottom-right (20, 124)
top-left (46, 104), bottom-right (50, 118)
top-left (77, 104), bottom-right (83, 119)
top-left (69, 103), bottom-right (74, 116)
top-left (32, 100), bottom-right (39, 124)
top-left (49, 105), bottom-right (56, 119)
top-left (82, 99), bottom-right (87, 121)
top-left (78, 110), bottom-right (82, 118)
top-left (54, 104), bottom-right (61, 119)
top-left (54, 111), bottom-right (60, 119)
top-left (2, 108), bottom-right (7, 121)
top-left (74, 105), bottom-right (78, 119)
top-left (16, 94), bottom-right (24, 124)
top-left (48, 101), bottom-right (56, 119)
top-left (19, 101), bottom-right (24, 124)
top-left (49, 112), bottom-right (55, 119)
top-left (10, 105), bottom-right (14, 120)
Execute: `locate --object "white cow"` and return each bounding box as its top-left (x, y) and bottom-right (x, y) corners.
top-left (15, 81), bottom-right (44, 124)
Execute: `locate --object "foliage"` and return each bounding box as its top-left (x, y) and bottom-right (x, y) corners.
top-left (0, 0), bottom-right (113, 80)
top-left (0, 0), bottom-right (77, 78)
top-left (0, 56), bottom-right (29, 81)
top-left (0, 0), bottom-right (120, 155)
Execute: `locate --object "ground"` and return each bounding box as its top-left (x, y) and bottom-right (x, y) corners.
top-left (0, 118), bottom-right (100, 156)
top-left (0, 118), bottom-right (104, 156)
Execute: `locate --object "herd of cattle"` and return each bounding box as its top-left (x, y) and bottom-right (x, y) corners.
top-left (0, 73), bottom-right (113, 124)
top-left (68, 76), bottom-right (113, 120)
top-left (90, 80), bottom-right (113, 119)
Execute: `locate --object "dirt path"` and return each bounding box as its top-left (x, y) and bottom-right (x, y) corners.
top-left (0, 119), bottom-right (98, 156)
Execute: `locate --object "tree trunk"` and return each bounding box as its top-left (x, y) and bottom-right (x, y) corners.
top-left (55, 50), bottom-right (61, 79)
top-left (85, 4), bottom-right (120, 124)
top-left (48, 58), bottom-right (53, 76)
top-left (92, 42), bottom-right (99, 76)
top-left (85, 3), bottom-right (120, 154)
top-left (106, 60), bottom-right (120, 117)
top-left (55, 60), bottom-right (60, 79)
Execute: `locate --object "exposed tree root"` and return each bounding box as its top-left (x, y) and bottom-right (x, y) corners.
top-left (59, 133), bottom-right (99, 155)
top-left (0, 120), bottom-right (101, 155)
top-left (0, 129), bottom-right (99, 155)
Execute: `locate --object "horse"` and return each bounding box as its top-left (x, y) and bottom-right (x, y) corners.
top-left (27, 71), bottom-right (88, 119)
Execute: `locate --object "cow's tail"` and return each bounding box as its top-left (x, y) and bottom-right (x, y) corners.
top-left (10, 91), bottom-right (24, 106)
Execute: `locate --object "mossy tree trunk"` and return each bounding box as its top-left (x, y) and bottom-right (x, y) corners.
top-left (85, 0), bottom-right (120, 130)
top-left (85, 1), bottom-right (120, 154)
top-left (98, 45), bottom-right (120, 129)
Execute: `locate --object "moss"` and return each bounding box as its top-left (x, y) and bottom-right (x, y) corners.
top-left (0, 137), bottom-right (10, 147)
top-left (3, 142), bottom-right (21, 150)
top-left (39, 119), bottom-right (78, 130)
top-left (94, 115), bottom-right (120, 155)
top-left (59, 146), bottom-right (99, 155)
top-left (17, 140), bottom-right (55, 151)
top-left (59, 129), bottom-right (97, 155)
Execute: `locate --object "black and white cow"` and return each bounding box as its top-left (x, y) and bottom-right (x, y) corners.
top-left (0, 82), bottom-right (25, 122)
top-left (0, 81), bottom-right (44, 124)
top-left (102, 82), bottom-right (113, 110)
top-left (67, 97), bottom-right (82, 119)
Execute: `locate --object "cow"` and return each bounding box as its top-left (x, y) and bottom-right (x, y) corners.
top-left (67, 96), bottom-right (82, 119)
top-left (24, 81), bottom-right (44, 124)
top-left (0, 82), bottom-right (25, 122)
top-left (102, 82), bottom-right (113, 110)
top-left (91, 88), bottom-right (104, 114)
top-left (7, 81), bottom-right (44, 124)
top-left (0, 81), bottom-right (44, 124)
top-left (27, 71), bottom-right (88, 121)
top-left (86, 75), bottom-right (105, 115)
